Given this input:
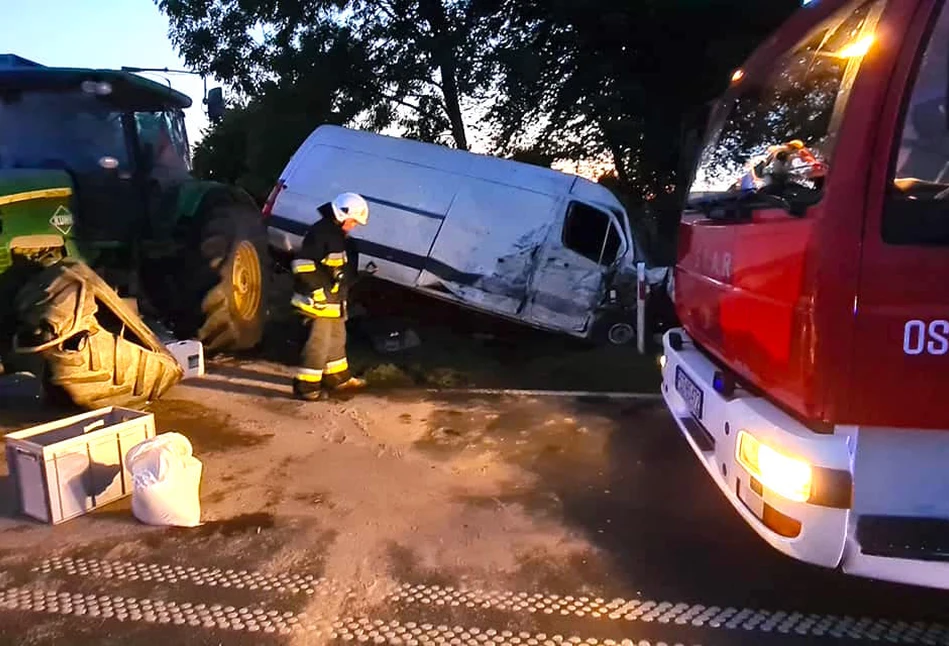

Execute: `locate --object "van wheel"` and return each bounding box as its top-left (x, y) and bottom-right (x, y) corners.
top-left (606, 322), bottom-right (636, 345)
top-left (591, 315), bottom-right (636, 346)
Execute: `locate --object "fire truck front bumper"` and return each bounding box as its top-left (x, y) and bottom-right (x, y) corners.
top-left (659, 328), bottom-right (852, 570)
top-left (660, 328), bottom-right (949, 590)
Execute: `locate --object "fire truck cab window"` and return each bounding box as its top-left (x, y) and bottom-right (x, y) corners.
top-left (885, 2), bottom-right (949, 245)
top-left (687, 0), bottom-right (885, 204)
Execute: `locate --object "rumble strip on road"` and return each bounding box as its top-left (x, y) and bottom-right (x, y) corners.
top-left (0, 555), bottom-right (945, 645)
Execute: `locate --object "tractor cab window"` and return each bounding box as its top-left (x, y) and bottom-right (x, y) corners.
top-left (135, 110), bottom-right (191, 180)
top-left (884, 2), bottom-right (949, 245)
top-left (688, 0), bottom-right (886, 207)
top-left (0, 89), bottom-right (129, 173)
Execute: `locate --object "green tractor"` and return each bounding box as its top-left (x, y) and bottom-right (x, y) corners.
top-left (0, 54), bottom-right (270, 408)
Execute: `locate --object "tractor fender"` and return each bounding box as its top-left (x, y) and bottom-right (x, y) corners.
top-left (175, 180), bottom-right (259, 222)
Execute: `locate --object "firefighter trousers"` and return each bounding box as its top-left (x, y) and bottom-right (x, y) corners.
top-left (293, 317), bottom-right (351, 398)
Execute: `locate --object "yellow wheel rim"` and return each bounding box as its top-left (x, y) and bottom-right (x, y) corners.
top-left (231, 241), bottom-right (262, 321)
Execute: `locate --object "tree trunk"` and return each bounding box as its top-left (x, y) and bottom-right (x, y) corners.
top-left (438, 60), bottom-right (469, 150)
top-left (607, 138), bottom-right (631, 186)
top-left (418, 0), bottom-right (469, 150)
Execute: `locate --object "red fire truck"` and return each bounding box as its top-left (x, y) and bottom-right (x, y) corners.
top-left (661, 0), bottom-right (949, 589)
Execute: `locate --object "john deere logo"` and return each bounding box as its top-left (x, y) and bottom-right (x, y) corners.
top-left (50, 205), bottom-right (74, 235)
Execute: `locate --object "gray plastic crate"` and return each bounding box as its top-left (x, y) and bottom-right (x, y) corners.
top-left (4, 407), bottom-right (155, 524)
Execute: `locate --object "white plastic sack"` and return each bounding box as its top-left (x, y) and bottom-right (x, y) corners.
top-left (125, 432), bottom-right (203, 527)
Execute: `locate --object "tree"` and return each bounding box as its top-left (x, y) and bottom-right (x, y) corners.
top-left (173, 16), bottom-right (383, 203)
top-left (157, 0), bottom-right (503, 150)
top-left (487, 0), bottom-right (799, 201)
top-left (191, 82), bottom-right (355, 203)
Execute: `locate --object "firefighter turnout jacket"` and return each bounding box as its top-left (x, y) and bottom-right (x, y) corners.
top-left (291, 204), bottom-right (359, 319)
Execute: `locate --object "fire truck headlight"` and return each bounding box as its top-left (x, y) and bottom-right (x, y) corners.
top-left (736, 431), bottom-right (812, 502)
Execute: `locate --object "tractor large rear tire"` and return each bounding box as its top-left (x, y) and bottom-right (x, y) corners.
top-left (12, 259), bottom-right (183, 409)
top-left (159, 203), bottom-right (271, 354)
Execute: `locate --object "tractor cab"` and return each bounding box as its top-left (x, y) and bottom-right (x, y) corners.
top-left (0, 58), bottom-right (197, 251)
top-left (0, 56), bottom-right (267, 411)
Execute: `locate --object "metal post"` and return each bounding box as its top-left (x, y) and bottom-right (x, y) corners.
top-left (636, 262), bottom-right (647, 355)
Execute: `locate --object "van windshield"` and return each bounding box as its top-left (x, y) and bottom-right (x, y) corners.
top-left (688, 0), bottom-right (886, 204)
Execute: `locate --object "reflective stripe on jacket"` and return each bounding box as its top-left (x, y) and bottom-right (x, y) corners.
top-left (290, 204), bottom-right (358, 319)
top-left (291, 293), bottom-right (343, 318)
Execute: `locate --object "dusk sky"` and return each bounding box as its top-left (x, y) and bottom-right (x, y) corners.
top-left (1, 0), bottom-right (222, 145)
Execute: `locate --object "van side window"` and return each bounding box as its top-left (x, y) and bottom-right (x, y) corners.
top-left (884, 2), bottom-right (949, 245)
top-left (562, 202), bottom-right (620, 266)
top-left (687, 0), bottom-right (885, 204)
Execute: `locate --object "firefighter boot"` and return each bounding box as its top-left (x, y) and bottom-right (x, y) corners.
top-left (323, 376), bottom-right (367, 401)
top-left (292, 377), bottom-right (325, 402)
top-left (335, 376), bottom-right (367, 390)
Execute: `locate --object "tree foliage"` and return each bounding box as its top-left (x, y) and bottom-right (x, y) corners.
top-left (162, 0), bottom-right (799, 221)
top-left (487, 0), bottom-right (800, 200)
top-left (158, 0), bottom-right (503, 150)
top-left (191, 82), bottom-right (355, 203)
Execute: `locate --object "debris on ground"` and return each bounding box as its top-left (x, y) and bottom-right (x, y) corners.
top-left (0, 372), bottom-right (43, 402)
top-left (363, 363), bottom-right (416, 387)
top-left (358, 316), bottom-right (422, 354)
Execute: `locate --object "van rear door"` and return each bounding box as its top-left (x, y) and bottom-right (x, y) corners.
top-left (527, 201), bottom-right (625, 333)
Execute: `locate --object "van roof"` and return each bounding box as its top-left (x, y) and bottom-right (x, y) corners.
top-left (306, 125), bottom-right (624, 211)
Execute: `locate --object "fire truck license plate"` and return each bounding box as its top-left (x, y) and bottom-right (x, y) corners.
top-left (675, 366), bottom-right (703, 420)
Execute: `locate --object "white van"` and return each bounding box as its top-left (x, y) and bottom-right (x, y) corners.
top-left (265, 125), bottom-right (668, 344)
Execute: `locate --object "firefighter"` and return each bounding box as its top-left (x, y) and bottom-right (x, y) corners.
top-left (290, 192), bottom-right (370, 400)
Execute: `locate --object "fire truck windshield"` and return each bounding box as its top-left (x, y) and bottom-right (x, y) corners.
top-left (688, 0), bottom-right (886, 204)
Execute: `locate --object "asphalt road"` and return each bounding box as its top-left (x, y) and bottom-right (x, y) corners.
top-left (0, 359), bottom-right (946, 646)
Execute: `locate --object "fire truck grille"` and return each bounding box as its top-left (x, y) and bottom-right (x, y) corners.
top-left (857, 515), bottom-right (949, 562)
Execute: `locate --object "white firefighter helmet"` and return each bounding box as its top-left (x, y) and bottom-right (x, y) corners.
top-left (331, 192), bottom-right (369, 226)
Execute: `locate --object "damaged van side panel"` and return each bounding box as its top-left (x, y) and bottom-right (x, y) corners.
top-left (528, 201), bottom-right (628, 333)
top-left (420, 180), bottom-right (561, 317)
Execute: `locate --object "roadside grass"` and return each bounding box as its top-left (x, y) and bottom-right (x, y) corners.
top-left (346, 279), bottom-right (662, 393)
top-left (262, 273), bottom-right (662, 393)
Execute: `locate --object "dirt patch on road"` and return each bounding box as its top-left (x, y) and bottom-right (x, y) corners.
top-left (146, 398), bottom-right (274, 453)
top-left (0, 346), bottom-right (660, 637)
